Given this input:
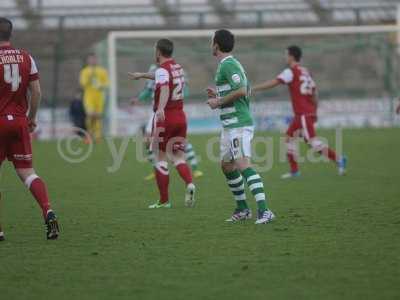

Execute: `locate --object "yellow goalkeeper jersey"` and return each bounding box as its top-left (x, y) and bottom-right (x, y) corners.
top-left (79, 65), bottom-right (109, 109)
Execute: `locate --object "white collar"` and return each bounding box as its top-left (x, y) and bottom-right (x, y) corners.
top-left (220, 55), bottom-right (233, 64)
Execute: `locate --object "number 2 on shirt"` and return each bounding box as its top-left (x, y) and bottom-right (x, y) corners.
top-left (172, 77), bottom-right (184, 101)
top-left (300, 74), bottom-right (315, 96)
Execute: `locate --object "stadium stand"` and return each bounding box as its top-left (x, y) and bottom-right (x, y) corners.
top-left (2, 0), bottom-right (399, 105)
top-left (3, 0), bottom-right (399, 29)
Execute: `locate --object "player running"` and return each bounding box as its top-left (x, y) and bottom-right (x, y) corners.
top-left (131, 64), bottom-right (203, 180)
top-left (207, 29), bottom-right (274, 224)
top-left (253, 45), bottom-right (347, 179)
top-left (129, 39), bottom-right (196, 208)
top-left (0, 18), bottom-right (59, 239)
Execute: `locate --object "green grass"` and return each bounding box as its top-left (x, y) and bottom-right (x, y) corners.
top-left (0, 128), bottom-right (399, 300)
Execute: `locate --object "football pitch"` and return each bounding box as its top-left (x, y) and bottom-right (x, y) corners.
top-left (0, 128), bottom-right (399, 300)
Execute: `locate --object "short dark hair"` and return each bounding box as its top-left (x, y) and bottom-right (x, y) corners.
top-left (156, 39), bottom-right (174, 57)
top-left (287, 45), bottom-right (302, 62)
top-left (0, 17), bottom-right (13, 41)
top-left (213, 29), bottom-right (235, 53)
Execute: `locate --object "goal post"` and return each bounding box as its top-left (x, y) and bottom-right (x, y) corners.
top-left (99, 22), bottom-right (400, 136)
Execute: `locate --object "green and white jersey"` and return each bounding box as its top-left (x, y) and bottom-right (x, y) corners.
top-left (214, 55), bottom-right (253, 128)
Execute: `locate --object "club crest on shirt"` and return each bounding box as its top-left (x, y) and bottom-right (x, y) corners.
top-left (232, 74), bottom-right (241, 84)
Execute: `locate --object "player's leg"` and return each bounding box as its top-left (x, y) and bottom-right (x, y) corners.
top-left (92, 114), bottom-right (101, 142)
top-left (149, 150), bottom-right (171, 208)
top-left (282, 117), bottom-right (301, 179)
top-left (170, 149), bottom-right (196, 207)
top-left (302, 115), bottom-right (347, 175)
top-left (167, 118), bottom-right (195, 207)
top-left (221, 160), bottom-right (251, 222)
top-left (171, 149), bottom-right (193, 187)
top-left (83, 98), bottom-right (96, 141)
top-left (15, 168), bottom-right (50, 218)
top-left (144, 138), bottom-right (156, 181)
top-left (231, 127), bottom-right (274, 224)
top-left (185, 142), bottom-right (203, 178)
top-left (76, 116), bottom-right (91, 144)
top-left (220, 128), bottom-right (251, 222)
top-left (9, 119), bottom-right (59, 239)
top-left (15, 168), bottom-right (59, 239)
top-left (93, 98), bottom-right (104, 142)
top-left (143, 114), bottom-right (156, 181)
top-left (149, 123), bottom-right (171, 208)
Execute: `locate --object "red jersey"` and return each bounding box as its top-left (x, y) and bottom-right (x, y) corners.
top-left (153, 59), bottom-right (185, 112)
top-left (0, 44), bottom-right (39, 117)
top-left (277, 64), bottom-right (316, 116)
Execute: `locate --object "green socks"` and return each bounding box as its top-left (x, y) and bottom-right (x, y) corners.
top-left (224, 168), bottom-right (268, 212)
top-left (185, 143), bottom-right (198, 171)
top-left (225, 170), bottom-right (249, 210)
top-left (241, 168), bottom-right (268, 212)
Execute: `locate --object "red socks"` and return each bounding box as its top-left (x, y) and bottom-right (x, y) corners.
top-left (287, 153), bottom-right (299, 173)
top-left (325, 148), bottom-right (338, 162)
top-left (25, 175), bottom-right (50, 219)
top-left (175, 161), bottom-right (193, 185)
top-left (155, 161), bottom-right (169, 203)
top-left (286, 141), bottom-right (299, 173)
top-left (154, 161), bottom-right (193, 204)
top-left (310, 139), bottom-right (338, 162)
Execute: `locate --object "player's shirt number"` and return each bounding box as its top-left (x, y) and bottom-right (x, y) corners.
top-left (300, 74), bottom-right (315, 95)
top-left (172, 77), bottom-right (184, 101)
top-left (4, 64), bottom-right (22, 92)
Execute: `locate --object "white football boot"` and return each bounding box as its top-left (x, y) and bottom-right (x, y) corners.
top-left (281, 171), bottom-right (300, 179)
top-left (255, 210), bottom-right (275, 224)
top-left (225, 208), bottom-right (252, 222)
top-left (185, 183), bottom-right (196, 207)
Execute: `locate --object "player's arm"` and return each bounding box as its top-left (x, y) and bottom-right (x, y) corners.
top-left (207, 64), bottom-right (247, 109)
top-left (154, 68), bottom-right (170, 121)
top-left (253, 68), bottom-right (293, 95)
top-left (252, 79), bottom-right (281, 93)
top-left (128, 72), bottom-right (155, 80)
top-left (209, 87), bottom-right (247, 109)
top-left (28, 80), bottom-right (42, 132)
top-left (156, 85), bottom-right (169, 121)
top-left (311, 88), bottom-right (319, 108)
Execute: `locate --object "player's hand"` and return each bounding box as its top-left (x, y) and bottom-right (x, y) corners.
top-left (206, 87), bottom-right (217, 98)
top-left (207, 98), bottom-right (220, 110)
top-left (155, 109), bottom-right (165, 122)
top-left (28, 118), bottom-right (37, 133)
top-left (128, 72), bottom-right (143, 80)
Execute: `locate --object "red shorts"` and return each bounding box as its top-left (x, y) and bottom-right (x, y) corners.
top-left (286, 114), bottom-right (317, 141)
top-left (152, 109), bottom-right (187, 152)
top-left (0, 115), bottom-right (33, 168)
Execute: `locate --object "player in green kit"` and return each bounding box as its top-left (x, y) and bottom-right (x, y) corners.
top-left (207, 29), bottom-right (275, 224)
